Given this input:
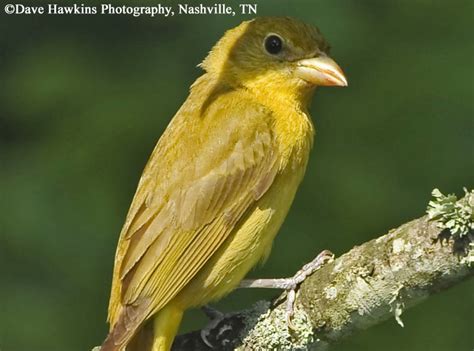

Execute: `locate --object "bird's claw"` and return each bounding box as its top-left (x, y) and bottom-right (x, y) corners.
top-left (239, 250), bottom-right (335, 330)
top-left (200, 305), bottom-right (230, 348)
top-left (284, 250), bottom-right (335, 329)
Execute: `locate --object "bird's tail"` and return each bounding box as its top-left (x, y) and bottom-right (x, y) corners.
top-left (126, 321), bottom-right (154, 351)
top-left (101, 303), bottom-right (183, 351)
top-left (101, 302), bottom-right (148, 351)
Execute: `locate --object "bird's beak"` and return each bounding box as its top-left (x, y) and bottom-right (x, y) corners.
top-left (295, 54), bottom-right (348, 87)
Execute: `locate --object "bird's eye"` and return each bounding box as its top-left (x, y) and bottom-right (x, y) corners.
top-left (264, 35), bottom-right (283, 55)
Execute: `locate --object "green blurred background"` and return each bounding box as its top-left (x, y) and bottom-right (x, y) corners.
top-left (1, 1), bottom-right (473, 350)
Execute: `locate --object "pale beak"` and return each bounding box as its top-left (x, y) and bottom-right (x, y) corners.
top-left (295, 54), bottom-right (348, 87)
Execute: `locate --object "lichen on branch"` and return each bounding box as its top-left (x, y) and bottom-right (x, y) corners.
top-left (427, 188), bottom-right (474, 238)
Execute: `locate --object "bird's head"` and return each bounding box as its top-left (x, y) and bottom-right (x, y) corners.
top-left (201, 17), bottom-right (347, 105)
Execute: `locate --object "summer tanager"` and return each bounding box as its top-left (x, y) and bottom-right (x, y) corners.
top-left (101, 17), bottom-right (347, 351)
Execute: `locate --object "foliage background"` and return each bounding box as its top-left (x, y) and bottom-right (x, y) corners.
top-left (1, 1), bottom-right (472, 350)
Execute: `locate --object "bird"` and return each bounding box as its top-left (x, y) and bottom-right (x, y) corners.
top-left (101, 16), bottom-right (347, 351)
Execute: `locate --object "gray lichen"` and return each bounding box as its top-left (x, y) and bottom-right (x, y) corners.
top-left (426, 188), bottom-right (474, 238)
top-left (237, 300), bottom-right (317, 350)
top-left (388, 286), bottom-right (405, 328)
top-left (461, 242), bottom-right (474, 267)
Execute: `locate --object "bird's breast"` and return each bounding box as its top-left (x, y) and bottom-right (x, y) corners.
top-left (274, 109), bottom-right (314, 173)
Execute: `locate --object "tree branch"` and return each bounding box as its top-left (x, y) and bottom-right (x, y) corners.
top-left (171, 195), bottom-right (473, 350)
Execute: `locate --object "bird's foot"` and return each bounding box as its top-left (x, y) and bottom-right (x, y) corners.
top-left (200, 305), bottom-right (233, 348)
top-left (239, 249), bottom-right (334, 329)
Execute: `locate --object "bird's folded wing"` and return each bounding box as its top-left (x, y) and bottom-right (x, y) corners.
top-left (107, 97), bottom-right (279, 327)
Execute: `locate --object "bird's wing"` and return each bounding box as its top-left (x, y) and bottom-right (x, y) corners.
top-left (107, 94), bottom-right (279, 333)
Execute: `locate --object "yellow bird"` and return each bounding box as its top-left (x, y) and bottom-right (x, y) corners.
top-left (101, 17), bottom-right (347, 351)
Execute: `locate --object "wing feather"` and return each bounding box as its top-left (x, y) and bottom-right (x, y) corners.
top-left (107, 94), bottom-right (278, 334)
